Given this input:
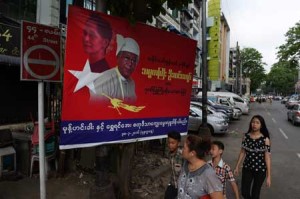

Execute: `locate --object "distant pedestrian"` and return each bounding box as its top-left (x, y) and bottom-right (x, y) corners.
top-left (177, 135), bottom-right (224, 199)
top-left (234, 115), bottom-right (271, 199)
top-left (208, 140), bottom-right (240, 199)
top-left (164, 131), bottom-right (182, 199)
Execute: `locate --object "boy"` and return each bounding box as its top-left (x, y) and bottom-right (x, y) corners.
top-left (164, 131), bottom-right (182, 199)
top-left (208, 140), bottom-right (240, 199)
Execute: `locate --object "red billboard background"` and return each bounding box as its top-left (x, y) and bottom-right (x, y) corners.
top-left (60, 6), bottom-right (197, 148)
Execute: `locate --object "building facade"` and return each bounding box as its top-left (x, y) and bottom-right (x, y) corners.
top-left (207, 0), bottom-right (231, 91)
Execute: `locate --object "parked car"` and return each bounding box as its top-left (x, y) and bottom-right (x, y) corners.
top-left (190, 101), bottom-right (230, 123)
top-left (188, 105), bottom-right (229, 134)
top-left (191, 97), bottom-right (234, 120)
top-left (233, 108), bottom-right (242, 120)
top-left (214, 97), bottom-right (242, 120)
top-left (198, 92), bottom-right (250, 114)
top-left (287, 104), bottom-right (300, 126)
top-left (281, 96), bottom-right (289, 104)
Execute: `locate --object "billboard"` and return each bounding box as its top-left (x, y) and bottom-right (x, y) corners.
top-left (60, 6), bottom-right (197, 149)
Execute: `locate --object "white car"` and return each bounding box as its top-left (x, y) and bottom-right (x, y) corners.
top-left (188, 106), bottom-right (229, 134)
top-left (198, 91), bottom-right (250, 114)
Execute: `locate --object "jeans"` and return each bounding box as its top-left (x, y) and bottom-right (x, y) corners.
top-left (241, 168), bottom-right (266, 199)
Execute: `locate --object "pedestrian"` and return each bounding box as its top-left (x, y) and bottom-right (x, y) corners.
top-left (92, 34), bottom-right (140, 103)
top-left (208, 141), bottom-right (240, 199)
top-left (164, 131), bottom-right (182, 199)
top-left (234, 115), bottom-right (271, 199)
top-left (177, 135), bottom-right (224, 199)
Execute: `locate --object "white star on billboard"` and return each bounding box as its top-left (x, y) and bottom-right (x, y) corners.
top-left (69, 60), bottom-right (102, 94)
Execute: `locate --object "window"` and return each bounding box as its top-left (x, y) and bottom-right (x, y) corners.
top-left (172, 9), bottom-right (178, 19)
top-left (0, 0), bottom-right (37, 22)
top-left (233, 97), bottom-right (245, 103)
top-left (84, 0), bottom-right (96, 10)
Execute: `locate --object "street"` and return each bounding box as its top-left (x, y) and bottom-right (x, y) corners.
top-left (218, 100), bottom-right (300, 199)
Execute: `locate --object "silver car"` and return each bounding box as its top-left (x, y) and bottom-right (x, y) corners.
top-left (188, 106), bottom-right (229, 134)
top-left (233, 108), bottom-right (242, 120)
top-left (190, 101), bottom-right (230, 123)
top-left (287, 104), bottom-right (300, 126)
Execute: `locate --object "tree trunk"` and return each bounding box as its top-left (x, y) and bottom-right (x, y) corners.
top-left (118, 143), bottom-right (135, 198)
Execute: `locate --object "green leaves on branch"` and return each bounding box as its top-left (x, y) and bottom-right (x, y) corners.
top-left (240, 48), bottom-right (266, 93)
top-left (277, 21), bottom-right (300, 69)
top-left (266, 61), bottom-right (298, 95)
top-left (266, 20), bottom-right (300, 95)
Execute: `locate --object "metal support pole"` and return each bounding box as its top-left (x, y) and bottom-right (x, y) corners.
top-left (240, 61), bottom-right (243, 95)
top-left (38, 82), bottom-right (46, 199)
top-left (198, 0), bottom-right (211, 145)
top-left (201, 0), bottom-right (208, 127)
top-left (36, 0), bottom-right (46, 198)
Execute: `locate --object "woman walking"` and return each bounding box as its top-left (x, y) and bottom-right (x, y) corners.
top-left (177, 135), bottom-right (223, 199)
top-left (234, 115), bottom-right (271, 199)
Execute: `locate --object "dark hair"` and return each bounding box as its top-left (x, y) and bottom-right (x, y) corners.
top-left (167, 131), bottom-right (181, 142)
top-left (211, 140), bottom-right (224, 151)
top-left (86, 13), bottom-right (112, 42)
top-left (186, 135), bottom-right (209, 159)
top-left (247, 115), bottom-right (270, 138)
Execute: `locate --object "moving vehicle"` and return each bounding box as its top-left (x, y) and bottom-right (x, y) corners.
top-left (287, 104), bottom-right (300, 126)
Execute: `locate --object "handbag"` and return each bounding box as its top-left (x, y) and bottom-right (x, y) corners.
top-left (164, 184), bottom-right (178, 199)
top-left (165, 157), bottom-right (179, 199)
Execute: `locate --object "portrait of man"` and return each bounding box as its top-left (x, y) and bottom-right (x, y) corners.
top-left (82, 13), bottom-right (113, 73)
top-left (90, 34), bottom-right (140, 103)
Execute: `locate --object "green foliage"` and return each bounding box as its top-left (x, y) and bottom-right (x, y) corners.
top-left (265, 61), bottom-right (298, 95)
top-left (240, 48), bottom-right (266, 92)
top-left (107, 0), bottom-right (192, 23)
top-left (267, 21), bottom-right (300, 95)
top-left (277, 21), bottom-right (300, 69)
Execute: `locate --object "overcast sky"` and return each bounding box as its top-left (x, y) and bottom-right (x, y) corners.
top-left (221, 0), bottom-right (300, 73)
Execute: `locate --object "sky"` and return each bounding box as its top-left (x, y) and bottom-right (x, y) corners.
top-left (221, 0), bottom-right (300, 73)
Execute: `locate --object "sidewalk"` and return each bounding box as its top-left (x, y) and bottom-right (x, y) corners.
top-left (0, 148), bottom-right (171, 199)
top-left (0, 171), bottom-right (92, 199)
top-left (0, 130), bottom-right (246, 199)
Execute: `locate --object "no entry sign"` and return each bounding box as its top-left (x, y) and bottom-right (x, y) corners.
top-left (21, 21), bottom-right (61, 81)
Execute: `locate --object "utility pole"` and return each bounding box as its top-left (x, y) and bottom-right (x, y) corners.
top-left (201, 0), bottom-right (208, 127)
top-left (236, 42), bottom-right (240, 95)
top-left (199, 0), bottom-right (211, 141)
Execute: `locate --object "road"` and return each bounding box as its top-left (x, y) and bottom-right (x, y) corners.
top-left (216, 100), bottom-right (300, 199)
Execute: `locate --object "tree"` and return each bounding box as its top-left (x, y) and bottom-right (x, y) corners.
top-left (240, 47), bottom-right (266, 93)
top-left (277, 21), bottom-right (300, 69)
top-left (266, 21), bottom-right (300, 96)
top-left (265, 61), bottom-right (298, 95)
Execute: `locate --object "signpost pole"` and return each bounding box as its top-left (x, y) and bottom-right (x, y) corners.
top-left (38, 81), bottom-right (46, 199)
top-left (36, 0), bottom-right (45, 198)
top-left (21, 3), bottom-right (60, 199)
